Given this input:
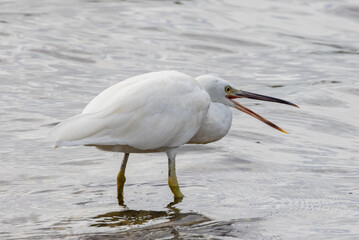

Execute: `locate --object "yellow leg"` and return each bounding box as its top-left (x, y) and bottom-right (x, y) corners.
top-left (167, 148), bottom-right (184, 199)
top-left (117, 153), bottom-right (129, 205)
top-left (168, 173), bottom-right (184, 199)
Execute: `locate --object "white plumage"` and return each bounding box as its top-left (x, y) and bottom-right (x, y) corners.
top-left (50, 70), bottom-right (297, 201)
top-left (51, 71), bottom-right (211, 150)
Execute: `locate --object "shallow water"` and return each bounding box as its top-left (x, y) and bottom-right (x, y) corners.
top-left (1, 0), bottom-right (359, 239)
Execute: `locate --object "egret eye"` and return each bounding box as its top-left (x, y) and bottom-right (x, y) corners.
top-left (225, 86), bottom-right (231, 93)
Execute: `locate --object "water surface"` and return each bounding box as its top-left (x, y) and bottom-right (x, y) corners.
top-left (1, 0), bottom-right (359, 239)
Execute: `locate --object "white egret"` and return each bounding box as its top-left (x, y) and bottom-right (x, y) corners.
top-left (50, 71), bottom-right (298, 202)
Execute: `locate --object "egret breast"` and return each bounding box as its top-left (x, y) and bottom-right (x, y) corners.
top-left (188, 102), bottom-right (232, 144)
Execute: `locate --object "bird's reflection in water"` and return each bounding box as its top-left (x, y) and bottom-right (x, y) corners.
top-left (91, 209), bottom-right (172, 227)
top-left (89, 199), bottom-right (263, 239)
top-left (89, 200), bottom-right (216, 239)
top-left (90, 199), bottom-right (209, 229)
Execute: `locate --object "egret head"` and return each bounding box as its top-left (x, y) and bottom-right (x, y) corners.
top-left (195, 75), bottom-right (298, 133)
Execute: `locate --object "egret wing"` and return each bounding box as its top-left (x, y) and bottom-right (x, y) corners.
top-left (50, 71), bottom-right (210, 150)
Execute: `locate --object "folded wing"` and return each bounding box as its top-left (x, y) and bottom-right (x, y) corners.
top-left (50, 71), bottom-right (210, 150)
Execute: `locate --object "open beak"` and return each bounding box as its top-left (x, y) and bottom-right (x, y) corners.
top-left (227, 89), bottom-right (299, 134)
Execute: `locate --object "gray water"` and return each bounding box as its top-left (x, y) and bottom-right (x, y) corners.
top-left (1, 0), bottom-right (359, 239)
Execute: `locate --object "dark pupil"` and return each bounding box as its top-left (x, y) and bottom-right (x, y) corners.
top-left (226, 87), bottom-right (230, 91)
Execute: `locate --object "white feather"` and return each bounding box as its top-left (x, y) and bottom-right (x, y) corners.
top-left (50, 71), bottom-right (211, 150)
top-left (189, 102), bottom-right (232, 144)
